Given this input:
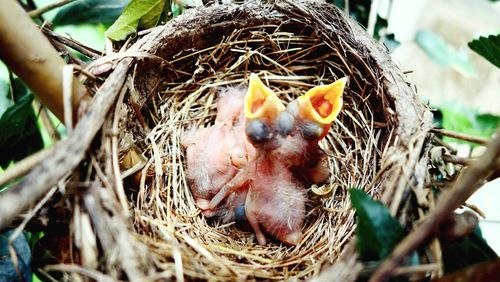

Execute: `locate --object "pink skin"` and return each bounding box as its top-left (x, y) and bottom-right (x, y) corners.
top-left (182, 88), bottom-right (329, 246)
top-left (245, 155), bottom-right (306, 246)
top-left (290, 140), bottom-right (330, 186)
top-left (182, 89), bottom-right (253, 215)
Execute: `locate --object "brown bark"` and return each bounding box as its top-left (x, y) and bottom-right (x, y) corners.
top-left (0, 59), bottom-right (132, 231)
top-left (0, 0), bottom-right (88, 121)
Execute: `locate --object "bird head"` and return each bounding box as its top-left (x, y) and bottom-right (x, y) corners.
top-left (244, 73), bottom-right (289, 151)
top-left (284, 77), bottom-right (347, 142)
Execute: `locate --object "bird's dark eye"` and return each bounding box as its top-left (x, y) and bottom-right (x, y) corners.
top-left (245, 119), bottom-right (273, 144)
top-left (276, 111), bottom-right (295, 136)
top-left (300, 122), bottom-right (324, 140)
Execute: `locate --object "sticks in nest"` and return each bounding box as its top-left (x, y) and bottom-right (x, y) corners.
top-left (371, 129), bottom-right (500, 282)
top-left (0, 59), bottom-right (132, 230)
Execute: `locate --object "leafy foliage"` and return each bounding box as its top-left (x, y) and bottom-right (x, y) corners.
top-left (440, 105), bottom-right (500, 143)
top-left (0, 79), bottom-right (12, 117)
top-left (468, 34), bottom-right (500, 68)
top-left (329, 0), bottom-right (372, 28)
top-left (53, 0), bottom-right (130, 26)
top-left (349, 188), bottom-right (405, 261)
top-left (0, 230), bottom-right (32, 282)
top-left (328, 0), bottom-right (398, 49)
top-left (416, 30), bottom-right (476, 76)
top-left (442, 226), bottom-right (498, 273)
top-left (105, 0), bottom-right (167, 41)
top-left (0, 79), bottom-right (43, 169)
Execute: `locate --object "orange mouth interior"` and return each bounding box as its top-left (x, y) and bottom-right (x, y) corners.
top-left (245, 73), bottom-right (285, 120)
top-left (298, 77), bottom-right (347, 125)
top-left (310, 96), bottom-right (334, 118)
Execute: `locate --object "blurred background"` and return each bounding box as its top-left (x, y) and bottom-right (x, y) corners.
top-left (0, 0), bottom-right (499, 274)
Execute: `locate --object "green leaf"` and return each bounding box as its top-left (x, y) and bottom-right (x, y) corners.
top-left (0, 80), bottom-right (43, 169)
top-left (468, 34), bottom-right (500, 68)
top-left (416, 30), bottom-right (476, 76)
top-left (54, 24), bottom-right (106, 51)
top-left (440, 104), bottom-right (500, 144)
top-left (349, 188), bottom-right (405, 261)
top-left (53, 0), bottom-right (130, 26)
top-left (105, 0), bottom-right (166, 41)
top-left (0, 79), bottom-right (12, 117)
top-left (442, 226), bottom-right (498, 273)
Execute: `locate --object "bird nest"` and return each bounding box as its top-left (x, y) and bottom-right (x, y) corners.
top-left (24, 1), bottom-right (434, 281)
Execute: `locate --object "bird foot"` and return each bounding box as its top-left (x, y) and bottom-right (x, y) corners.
top-left (196, 199), bottom-right (210, 210)
top-left (283, 231), bottom-right (303, 246)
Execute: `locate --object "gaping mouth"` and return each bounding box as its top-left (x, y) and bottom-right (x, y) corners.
top-left (244, 73), bottom-right (285, 120)
top-left (297, 77), bottom-right (347, 125)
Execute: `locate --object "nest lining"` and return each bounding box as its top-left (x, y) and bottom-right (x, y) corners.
top-left (121, 6), bottom-right (399, 280)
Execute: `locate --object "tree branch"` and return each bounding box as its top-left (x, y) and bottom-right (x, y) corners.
top-left (0, 0), bottom-right (87, 121)
top-left (28, 0), bottom-right (76, 18)
top-left (370, 130), bottom-right (500, 282)
top-left (0, 59), bottom-right (132, 231)
top-left (431, 128), bottom-right (489, 146)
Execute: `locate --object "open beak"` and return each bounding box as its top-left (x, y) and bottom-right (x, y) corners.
top-left (244, 73), bottom-right (285, 121)
top-left (296, 77), bottom-right (347, 139)
top-left (244, 74), bottom-right (287, 147)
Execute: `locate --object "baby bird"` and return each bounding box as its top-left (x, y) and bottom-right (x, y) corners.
top-left (239, 77), bottom-right (347, 245)
top-left (183, 74), bottom-right (346, 246)
top-left (182, 88), bottom-right (253, 216)
top-left (281, 78), bottom-right (347, 185)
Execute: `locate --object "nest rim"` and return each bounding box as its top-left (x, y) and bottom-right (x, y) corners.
top-left (89, 1), bottom-right (433, 280)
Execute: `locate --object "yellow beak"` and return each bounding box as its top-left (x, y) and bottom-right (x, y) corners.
top-left (244, 73), bottom-right (285, 120)
top-left (297, 77), bottom-right (346, 126)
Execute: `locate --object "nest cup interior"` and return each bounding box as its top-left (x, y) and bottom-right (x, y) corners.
top-left (124, 9), bottom-right (397, 280)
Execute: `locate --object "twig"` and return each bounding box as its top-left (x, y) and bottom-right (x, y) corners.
top-left (0, 147), bottom-right (54, 187)
top-left (392, 263), bottom-right (440, 276)
top-left (463, 202), bottom-right (486, 219)
top-left (370, 130), bottom-right (500, 282)
top-left (431, 128), bottom-right (489, 146)
top-left (63, 65), bottom-right (75, 133)
top-left (35, 100), bottom-right (62, 142)
top-left (432, 135), bottom-right (457, 154)
top-left (110, 86), bottom-right (130, 215)
top-left (49, 36), bottom-right (86, 67)
top-left (42, 27), bottom-right (102, 59)
top-left (74, 65), bottom-right (97, 80)
top-left (44, 264), bottom-right (114, 282)
top-left (442, 154), bottom-right (472, 166)
top-left (83, 184), bottom-right (151, 280)
top-left (28, 0), bottom-right (76, 18)
top-left (425, 182), bottom-right (449, 188)
top-left (0, 59), bottom-right (132, 231)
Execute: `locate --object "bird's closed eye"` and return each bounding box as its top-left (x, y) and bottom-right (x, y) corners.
top-left (245, 119), bottom-right (274, 144)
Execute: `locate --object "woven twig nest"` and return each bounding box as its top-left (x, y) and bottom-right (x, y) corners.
top-left (61, 1), bottom-right (432, 280)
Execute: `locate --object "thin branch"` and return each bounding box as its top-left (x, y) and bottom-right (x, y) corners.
top-left (432, 135), bottom-right (457, 154)
top-left (0, 59), bottom-right (132, 231)
top-left (49, 36), bottom-right (86, 67)
top-left (392, 263), bottom-right (440, 276)
top-left (44, 264), bottom-right (114, 282)
top-left (442, 154), bottom-right (472, 166)
top-left (0, 0), bottom-right (88, 121)
top-left (42, 27), bottom-right (103, 59)
top-left (0, 147), bottom-right (54, 187)
top-left (370, 130), bottom-right (500, 282)
top-left (431, 128), bottom-right (489, 146)
top-left (28, 0), bottom-right (76, 18)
